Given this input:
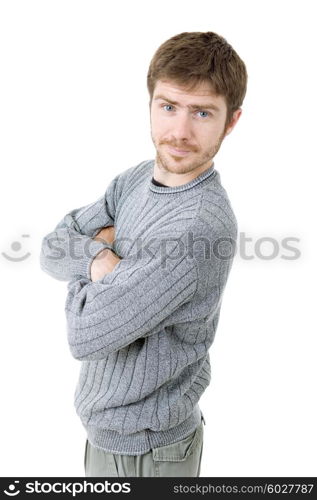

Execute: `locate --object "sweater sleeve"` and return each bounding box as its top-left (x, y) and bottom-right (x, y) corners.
top-left (39, 174), bottom-right (121, 282)
top-left (64, 242), bottom-right (198, 361)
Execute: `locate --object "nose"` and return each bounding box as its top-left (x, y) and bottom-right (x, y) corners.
top-left (171, 111), bottom-right (193, 143)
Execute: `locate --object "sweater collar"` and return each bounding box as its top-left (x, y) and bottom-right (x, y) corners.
top-left (149, 160), bottom-right (216, 194)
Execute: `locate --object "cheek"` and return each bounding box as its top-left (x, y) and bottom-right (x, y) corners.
top-left (151, 116), bottom-right (167, 138)
top-left (150, 111), bottom-right (159, 129)
top-left (201, 122), bottom-right (225, 143)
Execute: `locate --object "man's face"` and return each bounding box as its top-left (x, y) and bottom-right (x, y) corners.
top-left (150, 79), bottom-right (240, 176)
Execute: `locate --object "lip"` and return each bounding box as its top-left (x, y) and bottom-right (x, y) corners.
top-left (167, 146), bottom-right (191, 156)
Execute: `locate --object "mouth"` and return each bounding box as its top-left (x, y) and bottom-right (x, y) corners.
top-left (166, 146), bottom-right (192, 157)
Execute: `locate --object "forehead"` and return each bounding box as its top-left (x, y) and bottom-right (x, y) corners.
top-left (153, 79), bottom-right (226, 108)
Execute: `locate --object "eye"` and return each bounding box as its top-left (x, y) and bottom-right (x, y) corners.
top-left (197, 110), bottom-right (210, 118)
top-left (162, 104), bottom-right (174, 112)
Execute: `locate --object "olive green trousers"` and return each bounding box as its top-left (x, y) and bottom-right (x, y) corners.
top-left (84, 416), bottom-right (205, 477)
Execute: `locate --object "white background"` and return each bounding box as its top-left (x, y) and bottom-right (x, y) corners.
top-left (0, 0), bottom-right (316, 477)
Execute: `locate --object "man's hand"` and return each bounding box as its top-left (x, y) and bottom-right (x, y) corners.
top-left (93, 226), bottom-right (116, 245)
top-left (91, 227), bottom-right (121, 282)
top-left (90, 248), bottom-right (121, 282)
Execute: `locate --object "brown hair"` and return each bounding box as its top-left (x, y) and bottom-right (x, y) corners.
top-left (147, 31), bottom-right (248, 128)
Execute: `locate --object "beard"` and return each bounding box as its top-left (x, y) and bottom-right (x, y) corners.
top-left (151, 128), bottom-right (227, 175)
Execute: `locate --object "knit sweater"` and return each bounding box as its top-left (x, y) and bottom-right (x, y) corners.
top-left (39, 158), bottom-right (238, 455)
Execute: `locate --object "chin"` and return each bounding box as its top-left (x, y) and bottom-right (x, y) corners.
top-left (159, 157), bottom-right (189, 173)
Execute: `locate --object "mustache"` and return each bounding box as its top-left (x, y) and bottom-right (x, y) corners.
top-left (160, 141), bottom-right (198, 152)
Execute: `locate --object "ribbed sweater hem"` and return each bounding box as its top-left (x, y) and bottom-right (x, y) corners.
top-left (84, 404), bottom-right (203, 456)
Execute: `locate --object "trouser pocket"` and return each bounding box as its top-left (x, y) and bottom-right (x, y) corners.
top-left (151, 421), bottom-right (204, 477)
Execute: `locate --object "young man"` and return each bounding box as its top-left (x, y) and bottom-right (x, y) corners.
top-left (40, 31), bottom-right (247, 477)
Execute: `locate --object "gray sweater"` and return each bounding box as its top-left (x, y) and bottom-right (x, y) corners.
top-left (40, 159), bottom-right (238, 455)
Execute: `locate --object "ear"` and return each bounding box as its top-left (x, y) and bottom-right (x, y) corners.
top-left (225, 108), bottom-right (243, 136)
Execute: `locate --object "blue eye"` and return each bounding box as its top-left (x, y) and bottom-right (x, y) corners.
top-left (163, 104), bottom-right (174, 112)
top-left (198, 110), bottom-right (209, 118)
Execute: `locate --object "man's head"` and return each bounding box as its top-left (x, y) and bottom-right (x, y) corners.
top-left (147, 31), bottom-right (247, 178)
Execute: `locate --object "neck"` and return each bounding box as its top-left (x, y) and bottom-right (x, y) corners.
top-left (153, 159), bottom-right (214, 187)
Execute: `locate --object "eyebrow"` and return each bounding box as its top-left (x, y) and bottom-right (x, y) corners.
top-left (154, 94), bottom-right (221, 112)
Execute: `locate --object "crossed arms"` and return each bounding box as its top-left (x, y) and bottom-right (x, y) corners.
top-left (90, 226), bottom-right (121, 282)
top-left (39, 177), bottom-right (199, 361)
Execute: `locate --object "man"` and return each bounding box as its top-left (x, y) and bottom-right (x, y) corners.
top-left (40, 31), bottom-right (247, 477)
